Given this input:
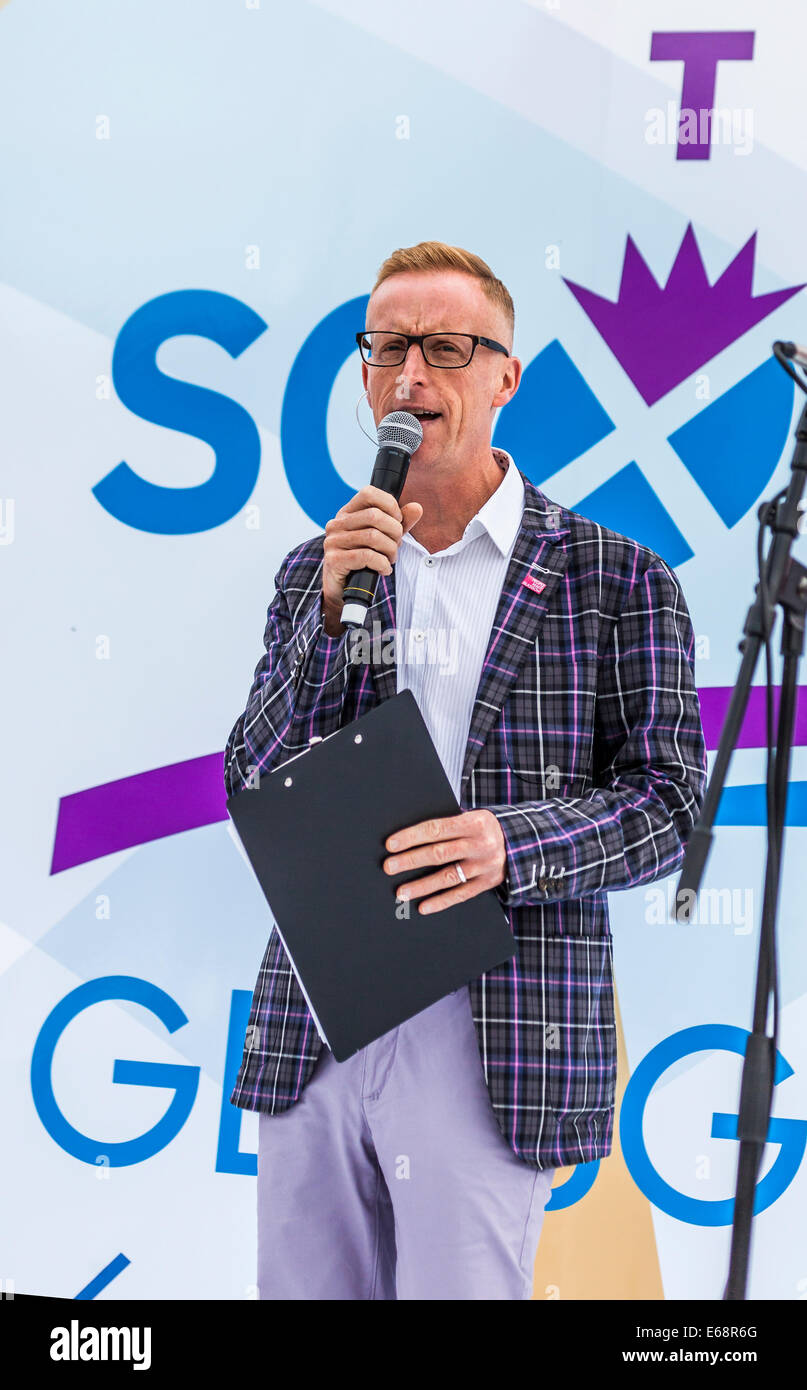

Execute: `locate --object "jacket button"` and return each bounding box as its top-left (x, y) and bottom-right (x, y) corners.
top-left (538, 877), bottom-right (549, 892)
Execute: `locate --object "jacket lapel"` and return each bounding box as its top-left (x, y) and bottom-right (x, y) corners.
top-left (459, 478), bottom-right (570, 793)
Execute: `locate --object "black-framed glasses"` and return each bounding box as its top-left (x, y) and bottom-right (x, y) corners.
top-left (356, 330), bottom-right (510, 368)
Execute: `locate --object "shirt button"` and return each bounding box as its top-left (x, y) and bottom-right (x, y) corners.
top-left (424, 556), bottom-right (435, 566)
top-left (413, 630), bottom-right (424, 642)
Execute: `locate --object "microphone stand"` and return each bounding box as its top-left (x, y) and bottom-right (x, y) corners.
top-left (674, 342), bottom-right (807, 1301)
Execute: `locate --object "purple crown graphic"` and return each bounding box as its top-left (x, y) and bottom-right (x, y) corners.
top-left (562, 224), bottom-right (804, 405)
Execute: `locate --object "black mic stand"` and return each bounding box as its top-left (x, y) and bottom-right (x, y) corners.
top-left (675, 341), bottom-right (807, 1301)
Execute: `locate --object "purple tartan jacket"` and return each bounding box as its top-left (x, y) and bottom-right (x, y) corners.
top-left (224, 472), bottom-right (708, 1169)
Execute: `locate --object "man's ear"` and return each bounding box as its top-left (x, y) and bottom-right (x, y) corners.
top-left (491, 355), bottom-right (522, 410)
top-left (361, 360), bottom-right (369, 392)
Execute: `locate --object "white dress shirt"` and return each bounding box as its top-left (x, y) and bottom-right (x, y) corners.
top-left (394, 448), bottom-right (525, 802)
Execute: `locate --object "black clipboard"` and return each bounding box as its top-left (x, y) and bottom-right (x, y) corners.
top-left (226, 688), bottom-right (515, 1061)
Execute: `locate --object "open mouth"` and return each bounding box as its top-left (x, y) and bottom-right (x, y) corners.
top-left (409, 409), bottom-right (442, 423)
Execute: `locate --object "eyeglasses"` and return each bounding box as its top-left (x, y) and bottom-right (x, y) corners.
top-left (356, 330), bottom-right (510, 369)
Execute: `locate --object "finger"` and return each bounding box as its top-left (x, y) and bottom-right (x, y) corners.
top-left (385, 815), bottom-right (468, 853)
top-left (346, 486), bottom-right (404, 522)
top-left (330, 547), bottom-right (393, 576)
top-left (327, 507), bottom-right (403, 541)
top-left (395, 862), bottom-right (476, 903)
top-left (324, 526), bottom-right (399, 560)
top-left (384, 837), bottom-right (472, 876)
top-left (401, 502), bottom-right (423, 534)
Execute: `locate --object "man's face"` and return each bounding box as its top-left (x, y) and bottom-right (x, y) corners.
top-left (361, 270), bottom-right (521, 473)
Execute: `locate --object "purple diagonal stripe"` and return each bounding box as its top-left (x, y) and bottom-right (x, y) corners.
top-left (49, 686), bottom-right (807, 874)
top-left (698, 684), bottom-right (807, 751)
top-left (50, 752), bottom-right (228, 874)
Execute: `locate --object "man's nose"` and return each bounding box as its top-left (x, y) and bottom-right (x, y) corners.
top-left (397, 341), bottom-right (429, 385)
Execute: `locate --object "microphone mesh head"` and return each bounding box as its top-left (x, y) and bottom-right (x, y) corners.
top-left (376, 410), bottom-right (423, 455)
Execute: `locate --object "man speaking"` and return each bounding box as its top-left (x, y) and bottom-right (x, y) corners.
top-left (223, 241), bottom-right (708, 1300)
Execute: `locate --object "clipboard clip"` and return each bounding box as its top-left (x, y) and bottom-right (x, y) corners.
top-left (271, 727), bottom-right (345, 777)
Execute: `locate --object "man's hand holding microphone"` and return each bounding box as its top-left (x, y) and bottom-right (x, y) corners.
top-left (321, 485), bottom-right (423, 637)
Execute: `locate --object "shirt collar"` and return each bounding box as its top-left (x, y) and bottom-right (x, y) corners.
top-left (402, 447), bottom-right (524, 559)
top-left (468, 447), bottom-right (524, 556)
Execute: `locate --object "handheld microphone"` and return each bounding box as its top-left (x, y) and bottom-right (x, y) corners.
top-left (340, 410), bottom-right (423, 629)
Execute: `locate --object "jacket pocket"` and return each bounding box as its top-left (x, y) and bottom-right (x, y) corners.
top-left (540, 933), bottom-right (616, 1116)
top-left (504, 758), bottom-right (589, 800)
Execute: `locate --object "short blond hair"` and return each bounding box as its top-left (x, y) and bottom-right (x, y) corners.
top-left (370, 241), bottom-right (514, 342)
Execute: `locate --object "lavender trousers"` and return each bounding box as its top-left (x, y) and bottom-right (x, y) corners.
top-left (256, 984), bottom-right (555, 1300)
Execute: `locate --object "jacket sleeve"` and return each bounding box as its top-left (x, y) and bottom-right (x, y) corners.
top-left (223, 551), bottom-right (355, 799)
top-left (487, 557), bottom-right (708, 906)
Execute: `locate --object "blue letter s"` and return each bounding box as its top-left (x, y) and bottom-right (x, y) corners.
top-left (93, 289), bottom-right (267, 534)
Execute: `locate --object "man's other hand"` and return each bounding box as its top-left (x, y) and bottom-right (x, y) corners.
top-left (382, 810), bottom-right (506, 914)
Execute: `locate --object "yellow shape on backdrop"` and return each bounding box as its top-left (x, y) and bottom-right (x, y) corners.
top-left (532, 991), bottom-right (664, 1300)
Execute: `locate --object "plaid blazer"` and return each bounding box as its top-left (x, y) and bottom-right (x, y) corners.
top-left (224, 471), bottom-right (707, 1169)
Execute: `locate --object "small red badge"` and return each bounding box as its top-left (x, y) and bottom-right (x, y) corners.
top-left (522, 574), bottom-right (546, 595)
